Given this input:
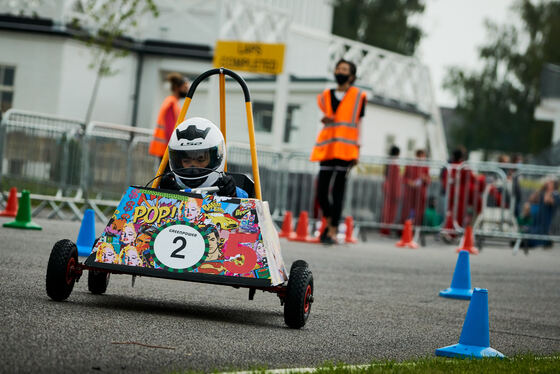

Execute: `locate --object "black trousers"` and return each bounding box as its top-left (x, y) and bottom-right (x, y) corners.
top-left (316, 159), bottom-right (353, 227)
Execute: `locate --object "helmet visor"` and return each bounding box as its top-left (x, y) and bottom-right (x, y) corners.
top-left (169, 145), bottom-right (223, 179)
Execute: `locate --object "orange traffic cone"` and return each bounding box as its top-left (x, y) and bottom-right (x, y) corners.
top-left (0, 187), bottom-right (18, 217)
top-left (456, 225), bottom-right (479, 255)
top-left (345, 216), bottom-right (358, 243)
top-left (396, 219), bottom-right (418, 249)
top-left (289, 211), bottom-right (313, 242)
top-left (278, 211), bottom-right (296, 239)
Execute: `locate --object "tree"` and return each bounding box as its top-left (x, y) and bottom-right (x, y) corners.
top-left (66, 0), bottom-right (159, 125)
top-left (332, 0), bottom-right (425, 56)
top-left (444, 0), bottom-right (560, 155)
top-left (0, 0), bottom-right (159, 125)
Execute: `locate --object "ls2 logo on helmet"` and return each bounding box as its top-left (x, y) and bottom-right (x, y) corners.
top-left (176, 125), bottom-right (210, 141)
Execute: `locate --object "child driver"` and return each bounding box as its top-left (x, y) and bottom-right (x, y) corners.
top-left (160, 117), bottom-right (248, 198)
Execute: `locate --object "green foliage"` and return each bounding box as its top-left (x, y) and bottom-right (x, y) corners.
top-left (66, 0), bottom-right (159, 124)
top-left (312, 355), bottom-right (560, 373)
top-left (170, 354), bottom-right (560, 374)
top-left (444, 0), bottom-right (560, 155)
top-left (332, 0), bottom-right (425, 56)
top-left (69, 0), bottom-right (159, 76)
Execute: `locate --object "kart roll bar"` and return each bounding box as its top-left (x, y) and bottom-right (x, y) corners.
top-left (151, 68), bottom-right (262, 200)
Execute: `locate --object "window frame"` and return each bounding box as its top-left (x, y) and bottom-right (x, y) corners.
top-left (0, 65), bottom-right (16, 113)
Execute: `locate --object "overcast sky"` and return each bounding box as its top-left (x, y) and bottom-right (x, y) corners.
top-left (417, 0), bottom-right (516, 107)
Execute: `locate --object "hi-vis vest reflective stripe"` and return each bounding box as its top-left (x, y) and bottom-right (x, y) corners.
top-left (310, 86), bottom-right (366, 162)
top-left (149, 96), bottom-right (180, 157)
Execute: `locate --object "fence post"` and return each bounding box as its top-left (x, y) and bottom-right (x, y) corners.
top-left (80, 124), bottom-right (91, 198)
top-left (0, 111), bottom-right (7, 191)
top-left (125, 136), bottom-right (134, 188)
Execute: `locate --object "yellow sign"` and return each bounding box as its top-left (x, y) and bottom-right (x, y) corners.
top-left (213, 41), bottom-right (285, 75)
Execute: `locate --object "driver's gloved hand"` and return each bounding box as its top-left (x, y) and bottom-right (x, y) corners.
top-left (216, 174), bottom-right (237, 197)
top-left (160, 173), bottom-right (180, 190)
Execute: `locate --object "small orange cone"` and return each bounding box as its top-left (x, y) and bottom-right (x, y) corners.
top-left (288, 211), bottom-right (313, 242)
top-left (344, 216), bottom-right (358, 243)
top-left (456, 225), bottom-right (479, 255)
top-left (0, 187), bottom-right (18, 217)
top-left (278, 211), bottom-right (296, 239)
top-left (396, 219), bottom-right (418, 249)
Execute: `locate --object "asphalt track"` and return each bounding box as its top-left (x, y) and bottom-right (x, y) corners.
top-left (1, 217), bottom-right (559, 374)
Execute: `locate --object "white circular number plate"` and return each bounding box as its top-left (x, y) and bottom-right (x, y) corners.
top-left (151, 223), bottom-right (208, 272)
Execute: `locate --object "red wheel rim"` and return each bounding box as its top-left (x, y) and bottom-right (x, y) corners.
top-left (66, 257), bottom-right (76, 285)
top-left (304, 285), bottom-right (312, 314)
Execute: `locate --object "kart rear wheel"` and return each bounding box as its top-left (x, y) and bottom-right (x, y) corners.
top-left (46, 239), bottom-right (78, 301)
top-left (284, 265), bottom-right (313, 329)
top-left (88, 270), bottom-right (110, 295)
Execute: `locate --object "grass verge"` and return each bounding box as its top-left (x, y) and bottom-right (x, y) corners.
top-left (174, 354), bottom-right (560, 374)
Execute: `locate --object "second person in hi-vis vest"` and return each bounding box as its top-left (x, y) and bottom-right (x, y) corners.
top-left (149, 73), bottom-right (189, 162)
top-left (310, 59), bottom-right (367, 244)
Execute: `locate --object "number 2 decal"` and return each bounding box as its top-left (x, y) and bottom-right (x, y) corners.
top-left (171, 236), bottom-right (186, 259)
top-left (223, 232), bottom-right (259, 274)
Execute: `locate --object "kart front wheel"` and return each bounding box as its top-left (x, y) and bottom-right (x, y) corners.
top-left (46, 239), bottom-right (79, 301)
top-left (88, 270), bottom-right (110, 295)
top-left (284, 265), bottom-right (313, 329)
top-left (290, 259), bottom-right (308, 273)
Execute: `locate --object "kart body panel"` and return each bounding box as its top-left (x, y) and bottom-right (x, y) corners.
top-left (85, 186), bottom-right (288, 287)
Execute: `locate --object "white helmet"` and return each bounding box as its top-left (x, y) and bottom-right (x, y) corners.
top-left (168, 117), bottom-right (225, 188)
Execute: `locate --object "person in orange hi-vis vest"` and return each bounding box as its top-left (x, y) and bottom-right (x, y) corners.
top-left (149, 73), bottom-right (189, 161)
top-left (310, 59), bottom-right (367, 245)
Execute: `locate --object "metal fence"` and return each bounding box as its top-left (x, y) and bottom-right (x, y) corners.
top-left (0, 109), bottom-right (84, 195)
top-left (1, 109), bottom-right (560, 251)
top-left (82, 121), bottom-right (155, 200)
top-left (0, 110), bottom-right (158, 221)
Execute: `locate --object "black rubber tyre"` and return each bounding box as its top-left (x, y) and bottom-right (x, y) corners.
top-left (46, 239), bottom-right (78, 301)
top-left (290, 260), bottom-right (308, 274)
top-left (88, 270), bottom-right (110, 295)
top-left (284, 266), bottom-right (313, 329)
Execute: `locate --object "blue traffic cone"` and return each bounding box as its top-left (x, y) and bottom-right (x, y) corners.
top-left (436, 288), bottom-right (505, 358)
top-left (77, 209), bottom-right (96, 257)
top-left (439, 250), bottom-right (473, 300)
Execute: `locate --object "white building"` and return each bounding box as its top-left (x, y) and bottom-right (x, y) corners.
top-left (0, 0), bottom-right (448, 160)
top-left (535, 64), bottom-right (560, 145)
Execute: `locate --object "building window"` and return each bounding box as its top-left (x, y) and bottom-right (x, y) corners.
top-left (283, 104), bottom-right (299, 143)
top-left (407, 138), bottom-right (416, 157)
top-left (0, 65), bottom-right (15, 113)
top-left (253, 102), bottom-right (300, 142)
top-left (385, 134), bottom-right (396, 155)
top-left (253, 102), bottom-right (274, 132)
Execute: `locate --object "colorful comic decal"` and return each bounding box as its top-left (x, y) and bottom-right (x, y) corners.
top-left (92, 187), bottom-right (285, 285)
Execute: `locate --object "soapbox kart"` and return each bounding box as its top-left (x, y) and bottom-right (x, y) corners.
top-left (45, 68), bottom-right (314, 329)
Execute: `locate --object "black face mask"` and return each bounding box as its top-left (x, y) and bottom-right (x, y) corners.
top-left (334, 73), bottom-right (350, 85)
top-left (178, 91), bottom-right (187, 98)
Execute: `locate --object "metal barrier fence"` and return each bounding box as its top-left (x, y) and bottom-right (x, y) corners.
top-left (0, 110), bottom-right (159, 221)
top-left (227, 143), bottom-right (284, 215)
top-left (1, 109), bottom-right (559, 251)
top-left (0, 109), bottom-right (84, 195)
top-left (82, 121), bottom-right (155, 200)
